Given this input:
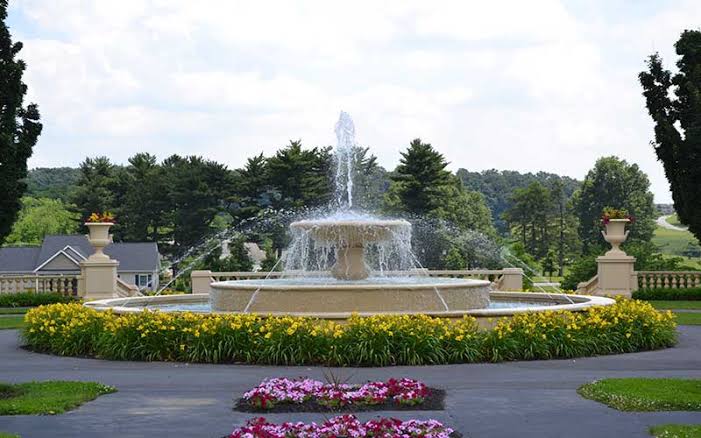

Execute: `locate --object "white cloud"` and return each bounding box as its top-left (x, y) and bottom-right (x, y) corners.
top-left (8, 0), bottom-right (701, 202)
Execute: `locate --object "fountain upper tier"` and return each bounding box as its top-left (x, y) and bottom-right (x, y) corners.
top-left (289, 217), bottom-right (412, 280)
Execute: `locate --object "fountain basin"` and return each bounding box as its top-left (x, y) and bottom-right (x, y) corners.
top-left (209, 276), bottom-right (490, 313)
top-left (83, 291), bottom-right (615, 328)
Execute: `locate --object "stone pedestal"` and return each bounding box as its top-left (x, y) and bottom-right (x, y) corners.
top-left (500, 268), bottom-right (524, 291)
top-left (596, 254), bottom-right (637, 297)
top-left (191, 270), bottom-right (214, 295)
top-left (79, 259), bottom-right (119, 301)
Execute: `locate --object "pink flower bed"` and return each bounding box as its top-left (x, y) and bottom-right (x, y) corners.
top-left (243, 377), bottom-right (430, 409)
top-left (230, 415), bottom-right (454, 438)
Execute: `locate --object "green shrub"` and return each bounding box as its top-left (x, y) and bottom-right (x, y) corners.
top-left (634, 287), bottom-right (701, 301)
top-left (23, 299), bottom-right (677, 366)
top-left (0, 292), bottom-right (76, 308)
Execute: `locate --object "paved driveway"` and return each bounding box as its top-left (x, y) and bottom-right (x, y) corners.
top-left (1, 327), bottom-right (701, 438)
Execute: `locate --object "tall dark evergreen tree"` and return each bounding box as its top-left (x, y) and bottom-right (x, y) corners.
top-left (639, 30), bottom-right (701, 241)
top-left (386, 139), bottom-right (453, 215)
top-left (71, 157), bottom-right (118, 224)
top-left (0, 0), bottom-right (42, 244)
top-left (266, 141), bottom-right (333, 210)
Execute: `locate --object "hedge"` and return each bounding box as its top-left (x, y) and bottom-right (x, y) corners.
top-left (633, 287), bottom-right (701, 301)
top-left (0, 292), bottom-right (77, 308)
top-left (23, 299), bottom-right (677, 366)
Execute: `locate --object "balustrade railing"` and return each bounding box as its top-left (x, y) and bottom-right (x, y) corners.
top-left (0, 274), bottom-right (80, 296)
top-left (638, 271), bottom-right (701, 289)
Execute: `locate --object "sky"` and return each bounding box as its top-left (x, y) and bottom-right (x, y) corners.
top-left (7, 1), bottom-right (701, 203)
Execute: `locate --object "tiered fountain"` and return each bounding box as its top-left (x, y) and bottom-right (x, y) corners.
top-left (86, 112), bottom-right (614, 320)
top-left (209, 112), bottom-right (491, 315)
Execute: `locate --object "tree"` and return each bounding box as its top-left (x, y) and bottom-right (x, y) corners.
top-left (0, 1), bottom-right (42, 245)
top-left (457, 168), bottom-right (580, 234)
top-left (71, 157), bottom-right (118, 224)
top-left (639, 30), bottom-right (701, 242)
top-left (162, 155), bottom-right (233, 256)
top-left (5, 197), bottom-right (79, 245)
top-left (542, 249), bottom-right (557, 279)
top-left (25, 167), bottom-right (80, 201)
top-left (385, 139), bottom-right (493, 233)
top-left (117, 153), bottom-right (170, 242)
top-left (503, 182), bottom-right (551, 258)
top-left (200, 235), bottom-right (253, 272)
top-left (266, 141), bottom-right (333, 210)
top-left (232, 153), bottom-right (271, 220)
top-left (386, 139), bottom-right (453, 215)
top-left (572, 156), bottom-right (656, 252)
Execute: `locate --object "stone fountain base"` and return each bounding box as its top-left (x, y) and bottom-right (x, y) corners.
top-left (209, 277), bottom-right (491, 313)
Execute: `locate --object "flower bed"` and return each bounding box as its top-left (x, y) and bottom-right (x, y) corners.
top-left (230, 415), bottom-right (458, 438)
top-left (22, 299), bottom-right (677, 366)
top-left (236, 377), bottom-right (443, 412)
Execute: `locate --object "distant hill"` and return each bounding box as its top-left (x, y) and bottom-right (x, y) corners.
top-left (457, 169), bottom-right (581, 233)
top-left (25, 167), bottom-right (80, 202)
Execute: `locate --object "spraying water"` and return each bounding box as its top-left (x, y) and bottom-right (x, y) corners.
top-left (334, 111), bottom-right (356, 209)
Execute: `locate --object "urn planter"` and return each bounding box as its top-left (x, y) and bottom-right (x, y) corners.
top-left (602, 218), bottom-right (630, 255)
top-left (85, 222), bottom-right (114, 260)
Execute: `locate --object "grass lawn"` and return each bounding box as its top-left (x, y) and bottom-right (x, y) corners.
top-left (0, 316), bottom-right (25, 330)
top-left (674, 313), bottom-right (701, 325)
top-left (0, 308), bottom-right (28, 315)
top-left (650, 301), bottom-right (701, 310)
top-left (652, 226), bottom-right (701, 269)
top-left (0, 381), bottom-right (116, 415)
top-left (578, 378), bottom-right (701, 411)
top-left (650, 424), bottom-right (701, 438)
top-left (0, 433), bottom-right (19, 438)
top-left (666, 214), bottom-right (683, 227)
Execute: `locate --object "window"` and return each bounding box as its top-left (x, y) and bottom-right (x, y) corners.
top-left (136, 274), bottom-right (153, 289)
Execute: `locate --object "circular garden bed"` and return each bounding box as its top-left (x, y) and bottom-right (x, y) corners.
top-left (22, 299), bottom-right (676, 366)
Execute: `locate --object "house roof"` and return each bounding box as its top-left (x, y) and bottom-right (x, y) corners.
top-left (0, 247), bottom-right (40, 273)
top-left (0, 235), bottom-right (160, 273)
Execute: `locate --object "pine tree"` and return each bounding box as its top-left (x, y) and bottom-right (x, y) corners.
top-left (639, 30), bottom-right (701, 241)
top-left (0, 0), bottom-right (42, 244)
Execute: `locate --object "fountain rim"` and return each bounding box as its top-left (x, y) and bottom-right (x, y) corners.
top-left (83, 291), bottom-right (615, 317)
top-left (289, 218), bottom-right (412, 229)
top-left (209, 277), bottom-right (491, 291)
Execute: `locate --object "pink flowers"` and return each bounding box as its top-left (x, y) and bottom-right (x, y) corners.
top-left (230, 415), bottom-right (454, 438)
top-left (243, 377), bottom-right (430, 409)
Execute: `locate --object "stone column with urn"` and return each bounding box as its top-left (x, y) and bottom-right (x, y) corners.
top-left (79, 219), bottom-right (119, 300)
top-left (596, 217), bottom-right (638, 297)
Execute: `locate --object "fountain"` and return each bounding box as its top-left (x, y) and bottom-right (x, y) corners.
top-left (85, 111), bottom-right (614, 320)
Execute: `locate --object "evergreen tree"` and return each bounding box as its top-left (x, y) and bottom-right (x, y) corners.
top-left (386, 139), bottom-right (453, 215)
top-left (118, 153), bottom-right (170, 242)
top-left (233, 153), bottom-right (270, 220)
top-left (162, 155), bottom-right (233, 256)
top-left (0, 1), bottom-right (42, 244)
top-left (71, 157), bottom-right (118, 224)
top-left (266, 141), bottom-right (333, 210)
top-left (639, 30), bottom-right (701, 241)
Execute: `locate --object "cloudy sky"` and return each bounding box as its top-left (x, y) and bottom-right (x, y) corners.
top-left (8, 1), bottom-right (701, 202)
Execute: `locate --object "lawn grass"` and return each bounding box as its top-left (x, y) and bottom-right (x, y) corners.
top-left (0, 433), bottom-right (19, 438)
top-left (652, 225), bottom-right (700, 263)
top-left (674, 313), bottom-right (701, 325)
top-left (0, 381), bottom-right (116, 415)
top-left (650, 424), bottom-right (701, 438)
top-left (578, 378), bottom-right (701, 411)
top-left (650, 301), bottom-right (701, 310)
top-left (0, 308), bottom-right (28, 315)
top-left (0, 316), bottom-right (25, 330)
top-left (666, 214), bottom-right (683, 227)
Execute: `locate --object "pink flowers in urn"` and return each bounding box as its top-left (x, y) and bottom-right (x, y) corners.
top-left (230, 414), bottom-right (454, 438)
top-left (243, 377), bottom-right (430, 409)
